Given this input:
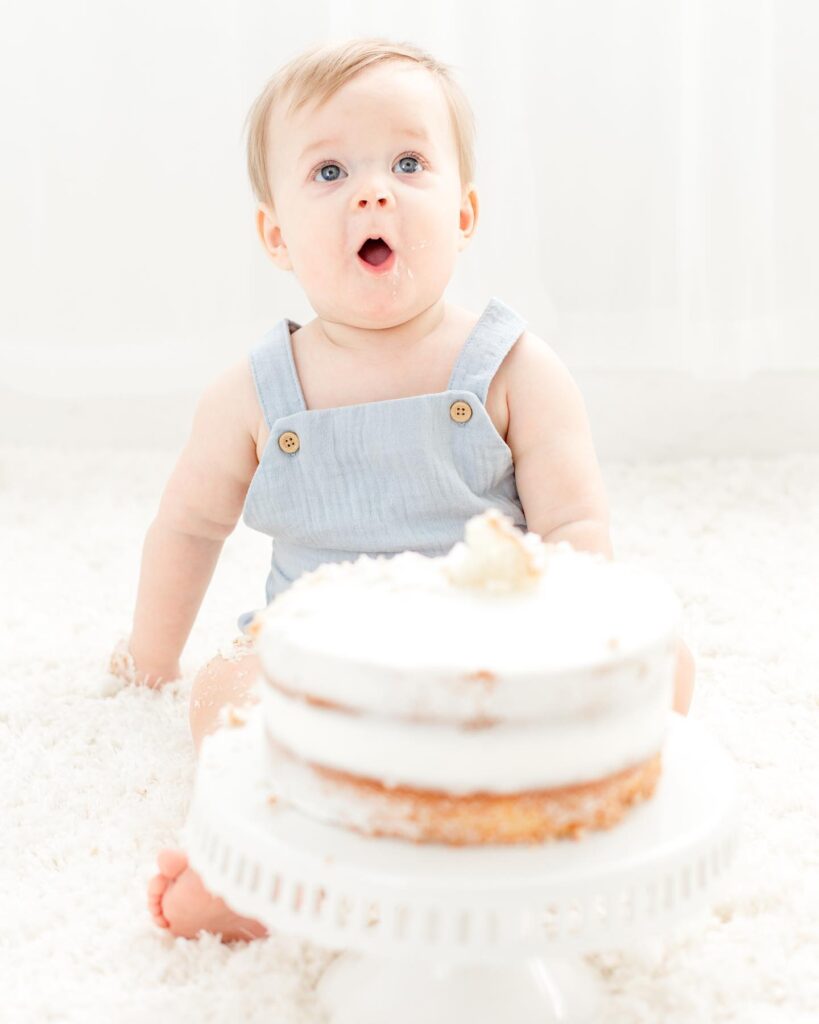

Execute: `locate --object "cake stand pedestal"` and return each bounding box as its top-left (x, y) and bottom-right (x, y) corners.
top-left (182, 711), bottom-right (739, 1024)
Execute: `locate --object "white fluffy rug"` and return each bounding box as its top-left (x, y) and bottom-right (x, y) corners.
top-left (2, 444), bottom-right (817, 1023)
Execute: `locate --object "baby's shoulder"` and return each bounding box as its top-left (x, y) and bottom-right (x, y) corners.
top-left (202, 356), bottom-right (264, 449)
top-left (502, 326), bottom-right (588, 432)
top-left (498, 326), bottom-right (574, 393)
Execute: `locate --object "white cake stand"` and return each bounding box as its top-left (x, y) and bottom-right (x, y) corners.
top-left (182, 710), bottom-right (739, 1024)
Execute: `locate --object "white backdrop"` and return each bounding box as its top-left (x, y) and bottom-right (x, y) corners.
top-left (1, 0), bottom-right (817, 456)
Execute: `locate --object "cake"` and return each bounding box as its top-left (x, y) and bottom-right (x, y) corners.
top-left (248, 509), bottom-right (681, 844)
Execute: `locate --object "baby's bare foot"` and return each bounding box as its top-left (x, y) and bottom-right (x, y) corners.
top-left (147, 848), bottom-right (268, 942)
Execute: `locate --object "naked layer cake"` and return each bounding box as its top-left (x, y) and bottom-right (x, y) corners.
top-left (249, 509), bottom-right (681, 844)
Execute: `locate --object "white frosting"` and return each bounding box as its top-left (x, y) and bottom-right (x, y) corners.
top-left (253, 515), bottom-right (680, 723)
top-left (252, 509), bottom-right (681, 790)
top-left (442, 507), bottom-right (549, 591)
top-left (259, 633), bottom-right (677, 725)
top-left (261, 681), bottom-right (672, 792)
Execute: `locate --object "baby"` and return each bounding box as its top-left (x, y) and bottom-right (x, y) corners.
top-left (110, 36), bottom-right (695, 943)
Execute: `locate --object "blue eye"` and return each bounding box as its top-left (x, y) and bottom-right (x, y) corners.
top-left (314, 163), bottom-right (346, 183)
top-left (394, 153), bottom-right (424, 174)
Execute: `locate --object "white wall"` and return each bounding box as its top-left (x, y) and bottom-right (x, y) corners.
top-left (2, 0), bottom-right (818, 457)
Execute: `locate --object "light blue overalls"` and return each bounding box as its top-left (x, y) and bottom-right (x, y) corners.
top-left (237, 295), bottom-right (529, 634)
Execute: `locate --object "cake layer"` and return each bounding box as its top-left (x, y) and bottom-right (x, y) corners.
top-left (251, 546), bottom-right (681, 724)
top-left (261, 682), bottom-right (673, 792)
top-left (259, 640), bottom-right (677, 725)
top-left (263, 738), bottom-right (663, 844)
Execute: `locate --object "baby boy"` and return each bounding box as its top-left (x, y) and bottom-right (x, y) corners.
top-left (109, 36), bottom-right (695, 942)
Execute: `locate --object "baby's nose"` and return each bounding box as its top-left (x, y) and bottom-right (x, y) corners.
top-left (362, 195), bottom-right (387, 208)
top-left (353, 180), bottom-right (394, 209)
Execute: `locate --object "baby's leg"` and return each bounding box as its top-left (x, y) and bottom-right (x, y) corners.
top-left (147, 638), bottom-right (269, 941)
top-left (188, 638), bottom-right (262, 754)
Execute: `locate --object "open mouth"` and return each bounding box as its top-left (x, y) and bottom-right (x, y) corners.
top-left (357, 237), bottom-right (394, 269)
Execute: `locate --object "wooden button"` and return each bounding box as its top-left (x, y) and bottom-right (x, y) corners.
top-left (449, 400), bottom-right (473, 423)
top-left (278, 431), bottom-right (300, 454)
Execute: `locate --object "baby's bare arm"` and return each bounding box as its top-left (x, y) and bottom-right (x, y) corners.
top-left (504, 331), bottom-right (612, 556)
top-left (123, 358), bottom-right (260, 685)
top-left (504, 337), bottom-right (694, 712)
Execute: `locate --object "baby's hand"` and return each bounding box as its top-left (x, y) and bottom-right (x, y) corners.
top-left (108, 636), bottom-right (181, 690)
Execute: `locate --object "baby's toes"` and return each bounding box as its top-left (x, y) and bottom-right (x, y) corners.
top-left (147, 848), bottom-right (189, 929)
top-left (147, 873), bottom-right (171, 928)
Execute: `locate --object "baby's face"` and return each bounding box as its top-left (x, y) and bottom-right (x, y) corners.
top-left (258, 63), bottom-right (477, 326)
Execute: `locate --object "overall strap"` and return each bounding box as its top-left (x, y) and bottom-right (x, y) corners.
top-left (248, 318), bottom-right (306, 429)
top-left (448, 296), bottom-right (527, 404)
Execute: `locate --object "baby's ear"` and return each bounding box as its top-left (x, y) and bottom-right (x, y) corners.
top-left (458, 184), bottom-right (479, 248)
top-left (255, 203), bottom-right (293, 271)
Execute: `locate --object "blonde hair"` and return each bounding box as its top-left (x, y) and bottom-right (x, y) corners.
top-left (243, 37), bottom-right (476, 207)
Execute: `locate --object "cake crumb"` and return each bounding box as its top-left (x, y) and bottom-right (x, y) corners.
top-left (462, 714), bottom-right (500, 731)
top-left (219, 635), bottom-right (256, 662)
top-left (218, 703), bottom-right (248, 728)
top-left (463, 668), bottom-right (497, 683)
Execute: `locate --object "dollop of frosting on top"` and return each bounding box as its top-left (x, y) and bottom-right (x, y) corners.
top-left (442, 509), bottom-right (556, 592)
